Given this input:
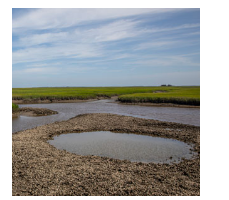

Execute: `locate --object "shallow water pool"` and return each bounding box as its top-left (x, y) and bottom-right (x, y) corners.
top-left (48, 131), bottom-right (196, 163)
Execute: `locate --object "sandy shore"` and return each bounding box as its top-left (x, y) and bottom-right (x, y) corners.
top-left (12, 113), bottom-right (200, 196)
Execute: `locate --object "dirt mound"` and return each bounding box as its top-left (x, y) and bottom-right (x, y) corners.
top-left (13, 107), bottom-right (58, 117)
top-left (19, 107), bottom-right (58, 116)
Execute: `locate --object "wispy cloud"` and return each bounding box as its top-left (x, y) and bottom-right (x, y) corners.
top-left (14, 32), bottom-right (69, 47)
top-left (84, 20), bottom-right (142, 42)
top-left (134, 40), bottom-right (178, 51)
top-left (13, 66), bottom-right (61, 74)
top-left (13, 19), bottom-right (144, 64)
top-left (13, 8), bottom-right (184, 31)
top-left (12, 8), bottom-right (200, 87)
top-left (13, 19), bottom-right (199, 64)
top-left (148, 23), bottom-right (200, 34)
top-left (134, 38), bottom-right (199, 51)
top-left (13, 43), bottom-right (103, 64)
top-left (14, 19), bottom-right (143, 48)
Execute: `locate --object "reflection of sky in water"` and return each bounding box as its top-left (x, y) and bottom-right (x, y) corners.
top-left (48, 131), bottom-right (196, 164)
top-left (13, 99), bottom-right (199, 133)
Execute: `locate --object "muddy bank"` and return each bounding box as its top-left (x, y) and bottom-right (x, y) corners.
top-left (12, 99), bottom-right (97, 104)
top-left (12, 107), bottom-right (58, 117)
top-left (12, 113), bottom-right (200, 196)
top-left (13, 97), bottom-right (199, 108)
top-left (12, 96), bottom-right (117, 104)
top-left (118, 102), bottom-right (200, 108)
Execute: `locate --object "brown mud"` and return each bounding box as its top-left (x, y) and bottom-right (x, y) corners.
top-left (12, 95), bottom-right (117, 104)
top-left (117, 102), bottom-right (200, 108)
top-left (12, 107), bottom-right (58, 118)
top-left (12, 99), bottom-right (97, 104)
top-left (12, 113), bottom-right (200, 196)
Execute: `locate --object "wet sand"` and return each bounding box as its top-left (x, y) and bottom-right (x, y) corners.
top-left (12, 113), bottom-right (199, 196)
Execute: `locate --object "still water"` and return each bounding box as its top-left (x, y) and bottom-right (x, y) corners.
top-left (48, 131), bottom-right (195, 163)
top-left (12, 99), bottom-right (199, 133)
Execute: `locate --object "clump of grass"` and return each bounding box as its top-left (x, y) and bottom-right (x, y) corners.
top-left (119, 96), bottom-right (200, 106)
top-left (12, 103), bottom-right (19, 112)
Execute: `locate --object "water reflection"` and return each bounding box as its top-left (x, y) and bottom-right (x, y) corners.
top-left (13, 99), bottom-right (199, 133)
top-left (48, 131), bottom-right (196, 163)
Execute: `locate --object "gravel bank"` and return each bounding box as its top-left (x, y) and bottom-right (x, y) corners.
top-left (12, 113), bottom-right (200, 196)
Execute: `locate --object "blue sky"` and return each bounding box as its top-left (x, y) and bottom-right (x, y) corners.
top-left (12, 8), bottom-right (200, 87)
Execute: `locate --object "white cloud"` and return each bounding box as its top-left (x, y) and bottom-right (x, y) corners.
top-left (13, 66), bottom-right (60, 74)
top-left (25, 62), bottom-right (61, 68)
top-left (15, 32), bottom-right (69, 47)
top-left (12, 8), bottom-right (199, 66)
top-left (12, 8), bottom-right (200, 87)
top-left (14, 19), bottom-right (144, 48)
top-left (12, 19), bottom-right (145, 64)
top-left (90, 20), bottom-right (141, 42)
top-left (12, 43), bottom-right (103, 64)
top-left (24, 67), bottom-right (49, 73)
top-left (134, 41), bottom-right (178, 51)
top-left (134, 38), bottom-right (199, 51)
top-left (72, 19), bottom-right (145, 44)
top-left (12, 8), bottom-right (183, 31)
top-left (141, 23), bottom-right (199, 36)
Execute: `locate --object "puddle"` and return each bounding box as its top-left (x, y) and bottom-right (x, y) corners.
top-left (48, 131), bottom-right (196, 163)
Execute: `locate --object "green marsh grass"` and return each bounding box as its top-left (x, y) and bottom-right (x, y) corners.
top-left (118, 87), bottom-right (200, 106)
top-left (12, 87), bottom-right (171, 100)
top-left (12, 86), bottom-right (200, 105)
top-left (12, 103), bottom-right (19, 112)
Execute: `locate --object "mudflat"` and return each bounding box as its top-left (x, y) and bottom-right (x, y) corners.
top-left (12, 98), bottom-right (98, 104)
top-left (12, 107), bottom-right (58, 117)
top-left (12, 113), bottom-right (200, 196)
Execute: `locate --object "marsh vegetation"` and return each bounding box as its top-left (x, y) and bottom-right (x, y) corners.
top-left (12, 103), bottom-right (19, 112)
top-left (12, 86), bottom-right (200, 106)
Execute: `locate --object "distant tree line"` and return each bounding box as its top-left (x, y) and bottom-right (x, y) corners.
top-left (161, 84), bottom-right (172, 87)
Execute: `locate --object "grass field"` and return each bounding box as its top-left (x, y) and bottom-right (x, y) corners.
top-left (12, 86), bottom-right (200, 105)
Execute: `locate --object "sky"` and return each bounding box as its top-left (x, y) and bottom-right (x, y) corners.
top-left (12, 8), bottom-right (200, 88)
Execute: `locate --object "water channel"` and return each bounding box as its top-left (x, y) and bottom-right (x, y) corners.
top-left (12, 99), bottom-right (199, 133)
